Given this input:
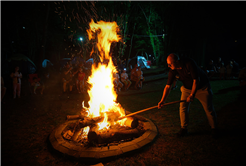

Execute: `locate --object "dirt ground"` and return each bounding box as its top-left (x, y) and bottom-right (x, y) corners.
top-left (1, 74), bottom-right (245, 166)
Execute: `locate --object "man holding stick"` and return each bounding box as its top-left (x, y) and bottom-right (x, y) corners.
top-left (158, 53), bottom-right (218, 138)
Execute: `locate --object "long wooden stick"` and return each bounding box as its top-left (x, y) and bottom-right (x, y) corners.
top-left (118, 100), bottom-right (186, 120)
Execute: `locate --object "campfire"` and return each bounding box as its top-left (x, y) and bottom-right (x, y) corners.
top-left (49, 20), bottom-right (158, 159)
top-left (63, 19), bottom-right (145, 145)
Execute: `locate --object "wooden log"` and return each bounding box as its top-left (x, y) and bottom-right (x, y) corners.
top-left (66, 115), bottom-right (84, 120)
top-left (88, 128), bottom-right (145, 144)
top-left (67, 115), bottom-right (139, 142)
top-left (123, 117), bottom-right (139, 128)
top-left (78, 116), bottom-right (104, 128)
top-left (71, 128), bottom-right (83, 142)
top-left (67, 117), bottom-right (104, 142)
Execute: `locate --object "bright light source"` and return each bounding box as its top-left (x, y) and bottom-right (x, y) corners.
top-left (80, 37), bottom-right (83, 41)
top-left (23, 27), bottom-right (25, 29)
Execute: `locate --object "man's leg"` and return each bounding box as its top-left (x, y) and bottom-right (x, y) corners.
top-left (179, 86), bottom-right (191, 129)
top-left (195, 88), bottom-right (217, 129)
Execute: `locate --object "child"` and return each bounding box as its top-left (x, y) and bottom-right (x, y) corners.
top-left (77, 68), bottom-right (86, 93)
top-left (120, 68), bottom-right (131, 91)
top-left (31, 77), bottom-right (45, 94)
top-left (10, 66), bottom-right (22, 99)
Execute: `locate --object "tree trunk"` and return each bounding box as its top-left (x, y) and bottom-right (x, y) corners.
top-left (127, 23), bottom-right (136, 69)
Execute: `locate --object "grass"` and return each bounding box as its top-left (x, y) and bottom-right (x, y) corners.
top-left (1, 76), bottom-right (245, 166)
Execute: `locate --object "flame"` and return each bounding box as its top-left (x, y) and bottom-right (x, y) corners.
top-left (81, 126), bottom-right (90, 139)
top-left (84, 20), bottom-right (126, 131)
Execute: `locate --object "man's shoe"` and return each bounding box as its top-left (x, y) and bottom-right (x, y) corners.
top-left (176, 128), bottom-right (188, 138)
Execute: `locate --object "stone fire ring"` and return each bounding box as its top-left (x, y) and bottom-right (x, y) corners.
top-left (49, 113), bottom-right (158, 159)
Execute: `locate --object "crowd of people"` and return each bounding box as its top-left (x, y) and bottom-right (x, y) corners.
top-left (61, 57), bottom-right (145, 94)
top-left (1, 58), bottom-right (146, 102)
top-left (205, 57), bottom-right (240, 80)
top-left (3, 55), bottom-right (245, 102)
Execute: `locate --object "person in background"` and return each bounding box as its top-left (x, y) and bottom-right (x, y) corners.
top-left (215, 57), bottom-right (223, 72)
top-left (231, 59), bottom-right (239, 78)
top-left (219, 62), bottom-right (226, 80)
top-left (226, 61), bottom-right (233, 80)
top-left (77, 68), bottom-right (86, 93)
top-left (62, 63), bottom-right (74, 93)
top-left (31, 77), bottom-right (45, 94)
top-left (1, 76), bottom-right (6, 102)
top-left (40, 69), bottom-right (50, 91)
top-left (121, 68), bottom-right (131, 91)
top-left (130, 64), bottom-right (140, 90)
top-left (206, 59), bottom-right (217, 79)
top-left (113, 71), bottom-right (123, 93)
top-left (10, 66), bottom-right (22, 99)
top-left (158, 53), bottom-right (218, 138)
top-left (117, 59), bottom-right (125, 75)
top-left (137, 66), bottom-right (144, 89)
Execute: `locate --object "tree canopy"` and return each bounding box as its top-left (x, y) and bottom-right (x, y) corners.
top-left (2, 1), bottom-right (246, 70)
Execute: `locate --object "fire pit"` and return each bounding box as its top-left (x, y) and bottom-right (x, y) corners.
top-left (49, 111), bottom-right (157, 159)
top-left (49, 20), bottom-right (157, 160)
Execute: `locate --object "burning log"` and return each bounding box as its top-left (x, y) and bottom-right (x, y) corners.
top-left (64, 115), bottom-right (139, 142)
top-left (72, 128), bottom-right (83, 142)
top-left (88, 128), bottom-right (145, 144)
top-left (123, 117), bottom-right (139, 128)
top-left (65, 116), bottom-right (104, 142)
top-left (77, 116), bottom-right (105, 128)
top-left (66, 112), bottom-right (138, 128)
top-left (66, 108), bottom-right (89, 120)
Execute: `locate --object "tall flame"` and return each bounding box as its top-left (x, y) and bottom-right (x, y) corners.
top-left (87, 19), bottom-right (121, 61)
top-left (85, 20), bottom-right (126, 131)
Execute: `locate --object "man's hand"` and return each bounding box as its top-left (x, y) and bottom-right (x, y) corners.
top-left (158, 101), bottom-right (165, 109)
top-left (186, 94), bottom-right (194, 103)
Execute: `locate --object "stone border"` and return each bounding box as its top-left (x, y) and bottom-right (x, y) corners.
top-left (49, 115), bottom-right (158, 159)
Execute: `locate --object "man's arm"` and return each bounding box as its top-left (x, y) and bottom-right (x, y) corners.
top-left (187, 78), bottom-right (199, 102)
top-left (158, 84), bottom-right (171, 108)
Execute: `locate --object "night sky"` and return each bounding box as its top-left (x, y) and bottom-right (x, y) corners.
top-left (1, 1), bottom-right (246, 67)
